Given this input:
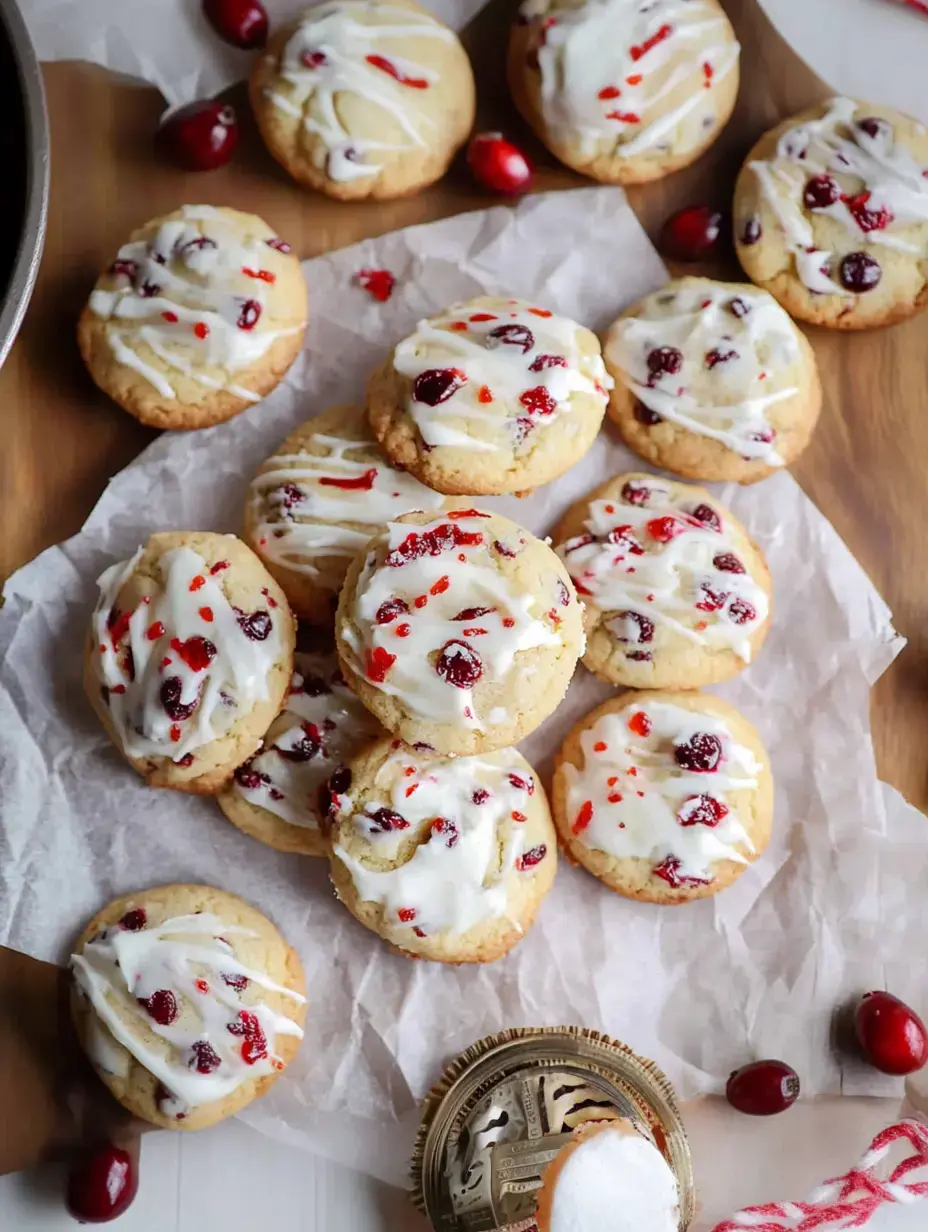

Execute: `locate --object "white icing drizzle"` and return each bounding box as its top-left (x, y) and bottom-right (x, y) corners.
top-left (268, 0), bottom-right (455, 182)
top-left (71, 913), bottom-right (304, 1109)
top-left (393, 299), bottom-right (611, 454)
top-left (607, 282), bottom-right (801, 463)
top-left (249, 431), bottom-right (444, 579)
top-left (92, 543), bottom-right (283, 762)
top-left (556, 478), bottom-right (768, 662)
top-left (563, 700), bottom-right (761, 884)
top-left (748, 97), bottom-right (928, 295)
top-left (340, 513), bottom-right (564, 730)
top-left (521, 0), bottom-right (739, 160)
top-left (333, 745), bottom-right (543, 934)
top-left (89, 205), bottom-right (301, 400)
top-left (232, 650), bottom-right (382, 828)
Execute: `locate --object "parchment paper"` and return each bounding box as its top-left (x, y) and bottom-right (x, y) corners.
top-left (1, 188), bottom-right (925, 1186)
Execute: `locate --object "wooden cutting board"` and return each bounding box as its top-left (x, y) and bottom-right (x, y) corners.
top-left (2, 0), bottom-right (926, 817)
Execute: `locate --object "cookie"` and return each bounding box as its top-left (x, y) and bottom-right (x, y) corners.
top-left (734, 97), bottom-right (928, 330)
top-left (603, 277), bottom-right (821, 483)
top-left (249, 0), bottom-right (475, 202)
top-left (218, 643), bottom-right (385, 856)
top-left (328, 738), bottom-right (556, 962)
top-left (508, 0), bottom-right (739, 185)
top-left (552, 690), bottom-right (773, 904)
top-left (69, 884), bottom-right (306, 1132)
top-left (368, 296), bottom-right (612, 495)
top-left (553, 472), bottom-right (771, 690)
top-left (77, 206), bottom-right (308, 431)
top-left (535, 1118), bottom-right (679, 1232)
top-left (244, 403), bottom-right (447, 624)
top-left (335, 508), bottom-right (584, 755)
top-left (84, 531), bottom-right (296, 794)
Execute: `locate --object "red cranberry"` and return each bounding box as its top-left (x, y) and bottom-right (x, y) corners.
top-left (413, 367), bottom-right (466, 406)
top-left (493, 539), bottom-right (517, 558)
top-left (472, 788), bottom-right (490, 805)
top-left (803, 174), bottom-right (840, 210)
top-left (516, 844), bottom-right (547, 871)
top-left (508, 773), bottom-right (534, 794)
top-left (432, 818), bottom-right (460, 847)
top-left (696, 584), bottom-right (727, 613)
top-left (329, 767), bottom-right (352, 795)
top-left (740, 218), bottom-right (762, 245)
top-left (237, 299), bottom-right (261, 330)
top-left (436, 640), bottom-right (483, 688)
top-left (840, 252), bottom-right (881, 292)
top-left (705, 347), bottom-right (738, 369)
top-left (222, 972), bottom-right (249, 991)
top-left (173, 635), bottom-right (217, 672)
top-left (156, 101), bottom-right (239, 171)
top-left (227, 1009), bottom-right (268, 1065)
top-left (160, 677), bottom-right (197, 721)
top-left (357, 268), bottom-right (395, 302)
top-left (728, 597), bottom-right (757, 625)
top-left (203, 0), bottom-right (267, 47)
top-left (621, 480), bottom-right (651, 506)
top-left (660, 205), bottom-right (724, 262)
top-left (519, 386), bottom-right (557, 416)
top-left (65, 1144), bottom-right (138, 1224)
top-left (652, 855), bottom-right (708, 888)
top-left (118, 908), bottom-right (147, 931)
top-left (190, 1040), bottom-right (221, 1073)
top-left (677, 794), bottom-right (728, 827)
top-left (139, 989), bottom-right (178, 1026)
top-left (616, 611), bottom-right (654, 644)
top-left (369, 807), bottom-right (409, 832)
top-left (386, 522), bottom-right (482, 567)
top-left (234, 763), bottom-right (269, 791)
top-left (529, 353), bottom-right (567, 372)
top-left (727, 297), bottom-right (750, 319)
top-left (375, 598), bottom-right (409, 624)
top-left (855, 991), bottom-right (928, 1075)
top-left (237, 609), bottom-right (272, 641)
top-left (634, 401), bottom-right (663, 426)
top-left (690, 504), bottom-right (721, 531)
top-left (673, 733), bottom-right (722, 772)
top-left (453, 606), bottom-right (496, 621)
top-left (646, 346), bottom-right (683, 382)
top-left (857, 116), bottom-right (888, 140)
top-left (713, 552), bottom-right (744, 573)
top-left (467, 132), bottom-right (533, 195)
top-left (726, 1060), bottom-right (800, 1115)
top-left (487, 323), bottom-right (535, 353)
top-left (278, 723), bottom-right (322, 762)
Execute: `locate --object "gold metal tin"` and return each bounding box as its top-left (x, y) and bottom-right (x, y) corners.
top-left (411, 1026), bottom-right (695, 1232)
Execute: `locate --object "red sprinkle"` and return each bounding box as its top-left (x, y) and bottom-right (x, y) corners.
top-left (194, 322), bottom-right (210, 340)
top-left (512, 811), bottom-right (527, 822)
top-left (628, 711), bottom-right (652, 737)
top-left (396, 624), bottom-right (411, 637)
top-left (478, 385), bottom-right (493, 403)
top-left (606, 110), bottom-right (641, 123)
top-left (356, 268), bottom-right (396, 302)
top-left (210, 560), bottom-right (230, 575)
top-left (195, 978), bottom-right (210, 994)
top-left (189, 576), bottom-right (205, 592)
top-left (170, 725), bottom-right (182, 742)
top-left (594, 741), bottom-right (607, 752)
top-left (147, 621), bottom-right (165, 641)
top-left (630, 23), bottom-right (672, 61)
top-left (529, 308), bottom-right (553, 318)
top-left (319, 467), bottom-right (377, 491)
top-left (199, 606), bottom-right (214, 622)
top-left (242, 266), bottom-right (276, 283)
top-left (430, 575), bottom-right (450, 595)
top-left (162, 311), bottom-right (178, 323)
top-left (398, 906), bottom-right (418, 922)
top-left (365, 53), bottom-right (428, 88)
top-left (598, 85), bottom-right (621, 99)
top-left (366, 647), bottom-right (397, 682)
top-left (470, 312), bottom-right (497, 322)
top-left (572, 800), bottom-right (594, 835)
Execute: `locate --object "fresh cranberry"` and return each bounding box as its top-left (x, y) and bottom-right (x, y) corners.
top-left (278, 723), bottom-right (321, 762)
top-left (467, 132), bottom-right (533, 195)
top-left (529, 353), bottom-right (567, 372)
top-left (854, 991), bottom-right (928, 1075)
top-left (65, 1144), bottom-right (138, 1224)
top-left (857, 116), bottom-right (888, 140)
top-left (118, 908), bottom-right (147, 931)
top-left (222, 972), bottom-right (249, 992)
top-left (487, 323), bottom-right (535, 353)
top-left (160, 677), bottom-right (197, 721)
top-left (839, 252), bottom-right (881, 292)
top-left (652, 855), bottom-right (709, 888)
top-left (677, 794), bottom-right (728, 827)
top-left (646, 346), bottom-right (683, 382)
top-left (375, 598), bottom-right (409, 624)
top-left (139, 989), bottom-right (178, 1026)
top-left (237, 299), bottom-right (261, 330)
top-left (713, 552), bottom-right (744, 573)
top-left (621, 480), bottom-right (651, 506)
top-left (660, 205), bottom-right (724, 262)
top-left (436, 640), bottom-right (483, 688)
top-left (728, 598), bottom-right (757, 625)
top-left (413, 367), bottom-right (466, 406)
top-left (803, 174), bottom-right (840, 210)
top-left (432, 818), bottom-right (460, 847)
top-left (369, 807), bottom-right (409, 832)
top-left (156, 101), bottom-right (239, 171)
top-left (190, 1040), bottom-right (222, 1073)
top-left (615, 611), bottom-right (654, 644)
top-left (740, 217), bottom-right (762, 246)
top-left (203, 0), bottom-right (267, 47)
top-left (227, 1010), bottom-right (268, 1065)
top-left (673, 733), bottom-right (722, 772)
top-left (690, 504), bottom-right (721, 531)
top-left (634, 400), bottom-right (663, 426)
top-left (726, 1060), bottom-right (800, 1115)
top-left (236, 609), bottom-right (272, 641)
top-left (517, 844), bottom-right (547, 871)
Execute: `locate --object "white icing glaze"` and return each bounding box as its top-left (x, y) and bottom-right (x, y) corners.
top-left (333, 745), bottom-right (543, 933)
top-left (748, 97), bottom-right (928, 294)
top-left (557, 478), bottom-right (768, 661)
top-left (269, 0), bottom-right (455, 182)
top-left (249, 432), bottom-right (444, 579)
top-left (548, 1123), bottom-right (679, 1232)
top-left (71, 913), bottom-right (304, 1109)
top-left (563, 699), bottom-right (761, 883)
top-left (521, 0), bottom-right (739, 159)
top-left (92, 543), bottom-right (283, 762)
top-left (89, 205), bottom-right (301, 400)
top-left (340, 513), bottom-right (564, 730)
top-left (233, 650), bottom-right (382, 828)
top-left (393, 299), bottom-right (611, 453)
top-left (608, 282), bottom-right (801, 462)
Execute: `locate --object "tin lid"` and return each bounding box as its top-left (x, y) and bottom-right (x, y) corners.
top-left (411, 1026), bottom-right (695, 1232)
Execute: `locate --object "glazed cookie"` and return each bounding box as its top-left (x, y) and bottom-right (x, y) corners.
top-left (244, 403), bottom-right (447, 624)
top-left (249, 0), bottom-right (476, 201)
top-left (69, 884), bottom-right (306, 1132)
top-left (553, 473), bottom-right (771, 689)
top-left (552, 690), bottom-right (773, 904)
top-left (78, 206), bottom-right (308, 430)
top-left (335, 508), bottom-right (583, 755)
top-left (84, 531), bottom-right (295, 794)
top-left (328, 738), bottom-right (556, 962)
top-left (603, 278), bottom-right (821, 483)
top-left (367, 296), bottom-right (612, 495)
top-left (508, 0), bottom-right (739, 185)
top-left (218, 645), bottom-right (385, 856)
top-left (734, 97), bottom-right (928, 329)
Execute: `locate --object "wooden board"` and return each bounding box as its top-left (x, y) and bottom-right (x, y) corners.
top-left (2, 0), bottom-right (926, 820)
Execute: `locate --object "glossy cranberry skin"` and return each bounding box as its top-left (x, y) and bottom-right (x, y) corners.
top-left (660, 205), bottom-right (724, 262)
top-left (855, 991), bottom-right (928, 1075)
top-left (203, 0), bottom-right (268, 48)
top-left (803, 174), bottom-right (840, 210)
top-left (467, 132), bottom-right (533, 195)
top-left (157, 101), bottom-right (239, 172)
top-left (840, 252), bottom-right (881, 293)
top-left (726, 1060), bottom-right (800, 1116)
top-left (65, 1144), bottom-right (138, 1223)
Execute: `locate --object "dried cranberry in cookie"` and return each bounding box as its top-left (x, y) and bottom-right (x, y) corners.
top-left (335, 509), bottom-right (583, 755)
top-left (249, 0), bottom-right (475, 201)
top-left (603, 277), bottom-right (822, 483)
top-left (69, 884), bottom-right (306, 1131)
top-left (508, 0), bottom-right (739, 186)
top-left (245, 403), bottom-right (447, 624)
top-left (552, 690), bottom-right (773, 903)
top-left (553, 473), bottom-right (771, 689)
top-left (328, 738), bottom-right (557, 963)
top-left (734, 98), bottom-right (928, 330)
top-left (77, 206), bottom-right (307, 431)
top-left (85, 531), bottom-right (295, 793)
